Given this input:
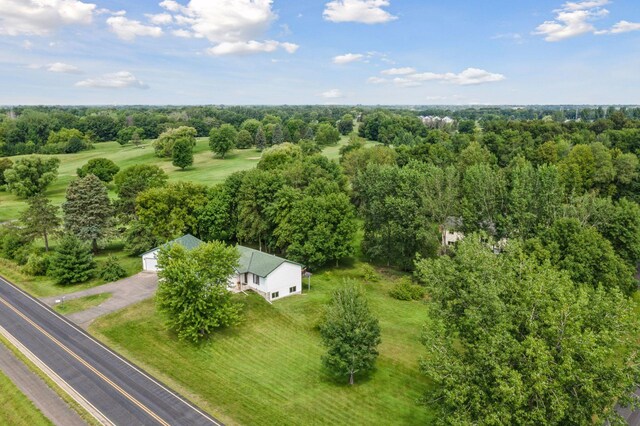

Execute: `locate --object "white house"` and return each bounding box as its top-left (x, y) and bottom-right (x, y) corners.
top-left (141, 235), bottom-right (303, 302)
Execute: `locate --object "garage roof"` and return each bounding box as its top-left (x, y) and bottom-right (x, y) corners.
top-left (141, 234), bottom-right (203, 257)
top-left (236, 246), bottom-right (303, 277)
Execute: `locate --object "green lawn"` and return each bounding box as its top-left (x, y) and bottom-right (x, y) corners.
top-left (0, 239), bottom-right (141, 297)
top-left (90, 263), bottom-right (433, 426)
top-left (0, 369), bottom-right (52, 426)
top-left (0, 136), bottom-right (376, 222)
top-left (53, 293), bottom-right (112, 315)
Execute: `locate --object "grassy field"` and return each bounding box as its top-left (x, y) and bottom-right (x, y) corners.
top-left (91, 262), bottom-right (434, 425)
top-left (0, 239), bottom-right (141, 297)
top-left (0, 135), bottom-right (372, 222)
top-left (0, 369), bottom-right (52, 426)
top-left (53, 293), bottom-right (111, 315)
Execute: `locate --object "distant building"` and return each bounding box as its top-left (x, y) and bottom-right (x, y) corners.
top-left (419, 115), bottom-right (455, 129)
top-left (440, 217), bottom-right (464, 247)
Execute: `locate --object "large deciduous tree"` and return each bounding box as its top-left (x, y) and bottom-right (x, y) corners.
top-left (77, 158), bottom-right (120, 182)
top-left (315, 123), bottom-right (341, 147)
top-left (4, 156), bottom-right (60, 198)
top-left (156, 242), bottom-right (241, 342)
top-left (172, 137), bottom-right (194, 170)
top-left (209, 124), bottom-right (237, 159)
top-left (417, 238), bottom-right (640, 425)
top-left (62, 174), bottom-right (114, 253)
top-left (153, 126), bottom-right (197, 158)
top-left (113, 164), bottom-right (168, 218)
top-left (319, 283), bottom-right (381, 385)
top-left (19, 195), bottom-right (60, 251)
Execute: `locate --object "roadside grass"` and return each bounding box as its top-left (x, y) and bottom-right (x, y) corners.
top-left (0, 239), bottom-right (141, 298)
top-left (0, 334), bottom-right (100, 426)
top-left (53, 293), bottom-right (111, 315)
top-left (90, 262), bottom-right (433, 426)
top-left (0, 369), bottom-right (52, 426)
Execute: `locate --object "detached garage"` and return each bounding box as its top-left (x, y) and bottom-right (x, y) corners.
top-left (141, 234), bottom-right (203, 272)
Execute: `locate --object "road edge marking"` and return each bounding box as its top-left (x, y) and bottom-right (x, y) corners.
top-left (0, 275), bottom-right (223, 426)
top-left (0, 324), bottom-right (114, 426)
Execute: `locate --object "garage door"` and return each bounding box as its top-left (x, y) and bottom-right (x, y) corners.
top-left (144, 257), bottom-right (158, 272)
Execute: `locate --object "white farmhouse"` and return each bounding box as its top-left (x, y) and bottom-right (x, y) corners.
top-left (142, 235), bottom-right (303, 302)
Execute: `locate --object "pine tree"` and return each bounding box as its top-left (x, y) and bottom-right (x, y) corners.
top-left (48, 235), bottom-right (96, 285)
top-left (320, 283), bottom-right (381, 385)
top-left (62, 174), bottom-right (114, 253)
top-left (272, 124), bottom-right (284, 145)
top-left (172, 137), bottom-right (194, 169)
top-left (255, 126), bottom-right (266, 151)
top-left (19, 195), bottom-right (60, 251)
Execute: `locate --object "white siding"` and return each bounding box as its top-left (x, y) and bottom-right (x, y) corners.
top-left (264, 262), bottom-right (302, 300)
top-left (142, 250), bottom-right (159, 272)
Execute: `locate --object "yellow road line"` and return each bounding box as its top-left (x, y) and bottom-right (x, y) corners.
top-left (0, 296), bottom-right (170, 426)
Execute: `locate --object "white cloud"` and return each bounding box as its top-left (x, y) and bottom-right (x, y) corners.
top-left (534, 0), bottom-right (620, 41)
top-left (320, 89), bottom-right (344, 99)
top-left (207, 40), bottom-right (299, 56)
top-left (161, 0), bottom-right (297, 56)
top-left (562, 0), bottom-right (609, 11)
top-left (371, 67), bottom-right (506, 87)
top-left (324, 0), bottom-right (397, 24)
top-left (107, 16), bottom-right (163, 41)
top-left (381, 67), bottom-right (416, 75)
top-left (47, 62), bottom-right (82, 73)
top-left (146, 13), bottom-right (173, 25)
top-left (600, 20), bottom-right (640, 34)
top-left (333, 53), bottom-right (364, 64)
top-left (76, 71), bottom-right (148, 89)
top-left (0, 0), bottom-right (96, 36)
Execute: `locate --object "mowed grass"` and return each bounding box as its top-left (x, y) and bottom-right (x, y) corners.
top-left (0, 369), bottom-right (52, 426)
top-left (0, 239), bottom-right (141, 297)
top-left (53, 293), bottom-right (112, 315)
top-left (0, 135), bottom-right (376, 222)
top-left (90, 263), bottom-right (433, 425)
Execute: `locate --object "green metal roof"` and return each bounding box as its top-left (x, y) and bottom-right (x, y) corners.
top-left (236, 245), bottom-right (303, 277)
top-left (141, 234), bottom-right (204, 256)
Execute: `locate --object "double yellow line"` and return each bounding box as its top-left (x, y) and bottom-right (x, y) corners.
top-left (0, 295), bottom-right (170, 426)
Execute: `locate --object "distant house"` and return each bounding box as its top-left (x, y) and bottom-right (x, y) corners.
top-left (142, 235), bottom-right (303, 302)
top-left (440, 217), bottom-right (464, 247)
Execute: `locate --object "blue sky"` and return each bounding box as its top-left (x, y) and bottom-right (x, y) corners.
top-left (1, 0), bottom-right (639, 105)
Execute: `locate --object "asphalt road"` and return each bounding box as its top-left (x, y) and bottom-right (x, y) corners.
top-left (0, 276), bottom-right (222, 426)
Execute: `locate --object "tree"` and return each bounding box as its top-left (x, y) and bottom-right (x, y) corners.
top-left (46, 128), bottom-right (89, 153)
top-left (116, 126), bottom-right (145, 145)
top-left (4, 156), bottom-right (60, 198)
top-left (156, 241), bottom-right (242, 342)
top-left (209, 124), bottom-right (237, 159)
top-left (315, 123), bottom-right (340, 147)
top-left (235, 129), bottom-right (254, 149)
top-left (319, 283), bottom-right (381, 385)
top-left (417, 237), bottom-right (640, 425)
top-left (62, 174), bottom-right (114, 253)
top-left (113, 164), bottom-right (168, 218)
top-left (0, 158), bottom-right (13, 186)
top-left (255, 126), bottom-right (266, 151)
top-left (272, 124), bottom-right (284, 145)
top-left (240, 118), bottom-right (261, 137)
top-left (172, 137), bottom-right (194, 170)
top-left (461, 164), bottom-right (506, 235)
top-left (153, 126), bottom-right (197, 158)
top-left (19, 195), bottom-right (60, 251)
top-left (48, 235), bottom-right (96, 285)
top-left (337, 114), bottom-right (354, 135)
top-left (77, 158), bottom-right (120, 182)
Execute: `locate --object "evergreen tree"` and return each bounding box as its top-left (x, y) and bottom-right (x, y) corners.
top-left (272, 124), bottom-right (284, 145)
top-left (172, 137), bottom-right (194, 170)
top-left (19, 195), bottom-right (60, 251)
top-left (255, 126), bottom-right (266, 151)
top-left (48, 235), bottom-right (96, 285)
top-left (62, 174), bottom-right (114, 253)
top-left (320, 283), bottom-right (381, 385)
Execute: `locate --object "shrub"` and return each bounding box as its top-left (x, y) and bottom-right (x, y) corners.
top-left (99, 255), bottom-right (127, 282)
top-left (389, 279), bottom-right (425, 301)
top-left (361, 264), bottom-right (379, 283)
top-left (23, 253), bottom-right (50, 276)
top-left (48, 235), bottom-right (96, 285)
top-left (0, 226), bottom-right (31, 264)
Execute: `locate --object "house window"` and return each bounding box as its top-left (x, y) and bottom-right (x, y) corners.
top-left (253, 274), bottom-right (260, 285)
top-left (289, 286), bottom-right (297, 293)
top-left (271, 292), bottom-right (279, 299)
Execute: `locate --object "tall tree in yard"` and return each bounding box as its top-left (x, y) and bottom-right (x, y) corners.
top-left (62, 174), bottom-right (114, 253)
top-left (320, 283), bottom-right (381, 385)
top-left (172, 137), bottom-right (194, 170)
top-left (113, 164), bottom-right (168, 218)
top-left (19, 195), bottom-right (60, 251)
top-left (156, 242), bottom-right (241, 342)
top-left (48, 235), bottom-right (96, 285)
top-left (209, 124), bottom-right (237, 159)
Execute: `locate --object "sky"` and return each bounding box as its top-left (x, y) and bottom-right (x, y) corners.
top-left (0, 0), bottom-right (639, 105)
